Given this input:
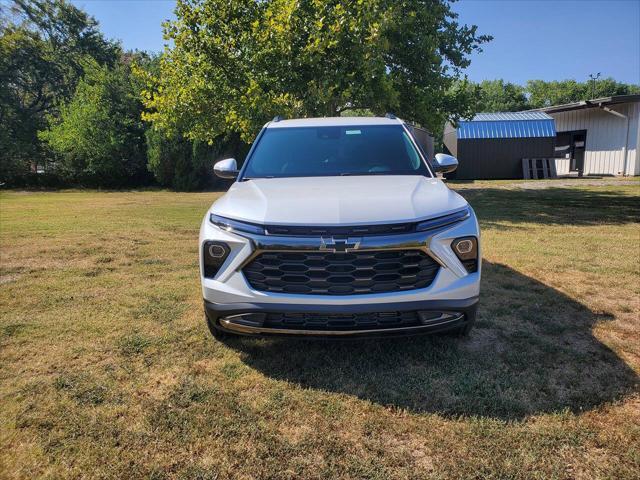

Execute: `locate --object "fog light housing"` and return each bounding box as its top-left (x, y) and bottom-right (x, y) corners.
top-left (203, 241), bottom-right (230, 278)
top-left (451, 236), bottom-right (478, 273)
top-left (454, 239), bottom-right (474, 254)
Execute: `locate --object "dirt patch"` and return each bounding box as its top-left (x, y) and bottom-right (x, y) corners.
top-left (517, 179), bottom-right (639, 189)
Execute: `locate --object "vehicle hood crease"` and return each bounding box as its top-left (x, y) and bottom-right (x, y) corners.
top-left (211, 176), bottom-right (468, 226)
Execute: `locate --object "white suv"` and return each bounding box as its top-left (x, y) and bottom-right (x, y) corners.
top-left (199, 116), bottom-right (480, 338)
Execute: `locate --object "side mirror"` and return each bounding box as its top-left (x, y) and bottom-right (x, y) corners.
top-left (433, 153), bottom-right (458, 173)
top-left (214, 158), bottom-right (238, 179)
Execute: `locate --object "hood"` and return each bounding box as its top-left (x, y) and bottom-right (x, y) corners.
top-left (211, 176), bottom-right (468, 226)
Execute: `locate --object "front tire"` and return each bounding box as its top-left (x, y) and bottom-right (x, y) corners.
top-left (205, 313), bottom-right (227, 340)
top-left (452, 310), bottom-right (476, 337)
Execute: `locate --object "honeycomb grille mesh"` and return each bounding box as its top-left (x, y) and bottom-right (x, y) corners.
top-left (243, 250), bottom-right (439, 295)
top-left (265, 311), bottom-right (421, 330)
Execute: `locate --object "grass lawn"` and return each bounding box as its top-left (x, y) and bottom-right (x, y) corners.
top-left (1, 178), bottom-right (639, 479)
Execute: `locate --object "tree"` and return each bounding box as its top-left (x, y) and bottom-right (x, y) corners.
top-left (40, 59), bottom-right (149, 186)
top-left (146, 128), bottom-right (248, 190)
top-left (0, 0), bottom-right (119, 184)
top-left (476, 79), bottom-right (528, 112)
top-left (137, 52), bottom-right (248, 191)
top-left (526, 78), bottom-right (640, 109)
top-left (139, 0), bottom-right (491, 145)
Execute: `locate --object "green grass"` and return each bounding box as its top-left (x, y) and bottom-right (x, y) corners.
top-left (1, 178), bottom-right (639, 479)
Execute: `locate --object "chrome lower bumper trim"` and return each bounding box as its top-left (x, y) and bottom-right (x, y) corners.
top-left (218, 313), bottom-right (464, 336)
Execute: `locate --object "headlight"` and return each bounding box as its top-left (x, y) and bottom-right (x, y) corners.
top-left (416, 207), bottom-right (470, 232)
top-left (209, 213), bottom-right (265, 235)
top-left (451, 236), bottom-right (478, 273)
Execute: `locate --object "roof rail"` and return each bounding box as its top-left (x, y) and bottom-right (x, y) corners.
top-left (384, 112), bottom-right (397, 119)
top-left (272, 115), bottom-right (284, 122)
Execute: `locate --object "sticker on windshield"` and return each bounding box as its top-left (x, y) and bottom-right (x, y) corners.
top-left (345, 129), bottom-right (361, 135)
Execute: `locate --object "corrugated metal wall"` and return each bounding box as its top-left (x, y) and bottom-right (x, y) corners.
top-left (634, 103), bottom-right (640, 175)
top-left (450, 137), bottom-right (555, 179)
top-left (555, 158), bottom-right (571, 175)
top-left (550, 102), bottom-right (639, 176)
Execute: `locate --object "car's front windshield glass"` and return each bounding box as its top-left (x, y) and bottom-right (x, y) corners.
top-left (242, 125), bottom-right (431, 179)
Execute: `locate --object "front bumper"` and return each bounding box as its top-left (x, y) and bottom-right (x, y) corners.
top-left (199, 206), bottom-right (481, 337)
top-left (205, 297), bottom-right (478, 337)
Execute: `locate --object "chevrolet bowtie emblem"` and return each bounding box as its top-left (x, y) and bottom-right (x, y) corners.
top-left (320, 237), bottom-right (361, 253)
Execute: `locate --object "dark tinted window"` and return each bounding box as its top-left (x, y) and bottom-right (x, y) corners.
top-left (243, 125), bottom-right (430, 178)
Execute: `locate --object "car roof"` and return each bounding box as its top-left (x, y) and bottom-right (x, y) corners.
top-left (265, 116), bottom-right (403, 128)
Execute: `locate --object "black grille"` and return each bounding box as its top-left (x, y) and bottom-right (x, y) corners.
top-left (243, 250), bottom-right (439, 295)
top-left (265, 311), bottom-right (421, 330)
top-left (265, 222), bottom-right (415, 236)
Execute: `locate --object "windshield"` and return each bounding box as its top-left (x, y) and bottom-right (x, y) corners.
top-left (242, 125), bottom-right (431, 179)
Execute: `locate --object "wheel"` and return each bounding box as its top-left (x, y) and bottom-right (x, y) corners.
top-left (205, 313), bottom-right (227, 340)
top-left (451, 310), bottom-right (476, 337)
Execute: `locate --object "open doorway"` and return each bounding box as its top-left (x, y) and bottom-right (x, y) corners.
top-left (555, 130), bottom-right (587, 175)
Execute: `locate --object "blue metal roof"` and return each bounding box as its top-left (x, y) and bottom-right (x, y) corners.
top-left (457, 112), bottom-right (556, 139)
top-left (472, 112), bottom-right (552, 121)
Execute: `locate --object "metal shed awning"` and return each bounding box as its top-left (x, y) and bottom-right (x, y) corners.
top-left (457, 112), bottom-right (556, 139)
top-left (534, 94), bottom-right (640, 114)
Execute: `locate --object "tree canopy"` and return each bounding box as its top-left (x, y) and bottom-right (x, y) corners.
top-left (0, 0), bottom-right (119, 183)
top-left (39, 58), bottom-right (149, 186)
top-left (2, 0), bottom-right (639, 189)
top-left (470, 78), bottom-right (640, 114)
top-left (139, 0), bottom-right (491, 143)
top-left (475, 80), bottom-right (528, 112)
top-left (526, 78), bottom-right (640, 109)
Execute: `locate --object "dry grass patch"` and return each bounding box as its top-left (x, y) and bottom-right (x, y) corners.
top-left (1, 180), bottom-right (638, 479)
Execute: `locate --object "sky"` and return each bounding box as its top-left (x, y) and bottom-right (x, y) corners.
top-left (70, 0), bottom-right (640, 85)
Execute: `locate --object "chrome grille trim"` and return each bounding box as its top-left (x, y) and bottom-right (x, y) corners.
top-left (262, 208), bottom-right (470, 237)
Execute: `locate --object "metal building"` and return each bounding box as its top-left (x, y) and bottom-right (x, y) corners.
top-left (537, 95), bottom-right (640, 176)
top-left (443, 112), bottom-right (556, 179)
